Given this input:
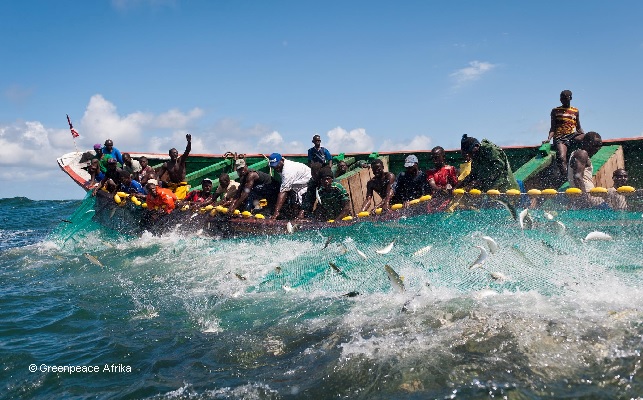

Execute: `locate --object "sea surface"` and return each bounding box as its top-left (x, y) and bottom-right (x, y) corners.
top-left (1, 196), bottom-right (642, 399)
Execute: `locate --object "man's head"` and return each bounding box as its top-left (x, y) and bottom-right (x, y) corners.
top-left (119, 170), bottom-right (132, 185)
top-left (139, 156), bottom-right (148, 168)
top-left (94, 144), bottom-right (102, 155)
top-left (169, 148), bottom-right (179, 160)
top-left (560, 90), bottom-right (572, 107)
top-left (145, 179), bottom-right (158, 195)
top-left (312, 135), bottom-right (322, 148)
top-left (201, 178), bottom-right (213, 193)
top-left (404, 154), bottom-right (419, 174)
top-left (235, 159), bottom-right (247, 177)
top-left (461, 134), bottom-right (480, 158)
top-left (219, 172), bottom-right (231, 188)
top-left (104, 139), bottom-right (114, 150)
top-left (89, 158), bottom-right (100, 170)
top-left (582, 131), bottom-right (602, 156)
top-left (336, 160), bottom-right (348, 176)
top-left (431, 146), bottom-right (445, 168)
top-left (319, 167), bottom-right (334, 189)
top-left (612, 168), bottom-right (628, 188)
top-left (268, 153), bottom-right (284, 172)
top-left (371, 159), bottom-right (385, 177)
top-left (310, 162), bottom-right (323, 182)
top-left (107, 157), bottom-right (118, 169)
top-left (122, 153), bottom-right (131, 164)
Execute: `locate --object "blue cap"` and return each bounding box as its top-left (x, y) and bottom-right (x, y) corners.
top-left (268, 153), bottom-right (282, 167)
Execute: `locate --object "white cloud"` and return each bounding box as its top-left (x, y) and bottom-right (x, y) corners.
top-left (450, 61), bottom-right (497, 87)
top-left (380, 135), bottom-right (432, 152)
top-left (326, 127), bottom-right (375, 153)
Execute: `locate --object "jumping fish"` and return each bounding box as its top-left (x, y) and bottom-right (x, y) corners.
top-left (468, 245), bottom-right (488, 269)
top-left (519, 208), bottom-right (532, 229)
top-left (384, 265), bottom-right (405, 293)
top-left (322, 236), bottom-right (333, 249)
top-left (376, 240), bottom-right (396, 255)
top-left (556, 220), bottom-right (566, 233)
top-left (234, 273), bottom-right (247, 281)
top-left (286, 221), bottom-right (294, 234)
top-left (493, 199), bottom-right (517, 220)
top-left (489, 271), bottom-right (507, 281)
top-left (275, 266), bottom-right (282, 274)
top-left (315, 188), bottom-right (322, 205)
top-left (61, 219), bottom-right (73, 224)
top-left (329, 262), bottom-right (349, 279)
top-left (544, 211), bottom-right (555, 220)
top-left (413, 244), bottom-right (432, 257)
top-left (481, 236), bottom-right (499, 254)
top-left (583, 231), bottom-right (613, 242)
top-left (356, 248), bottom-right (368, 260)
top-left (83, 253), bottom-right (104, 268)
top-left (341, 291), bottom-right (360, 297)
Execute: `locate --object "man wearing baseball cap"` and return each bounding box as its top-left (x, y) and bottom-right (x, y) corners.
top-left (391, 154), bottom-right (429, 204)
top-left (228, 157), bottom-right (277, 214)
top-left (268, 153), bottom-right (311, 220)
top-left (184, 178), bottom-right (215, 206)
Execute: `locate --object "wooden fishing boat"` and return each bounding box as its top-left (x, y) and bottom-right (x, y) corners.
top-left (58, 137), bottom-right (643, 237)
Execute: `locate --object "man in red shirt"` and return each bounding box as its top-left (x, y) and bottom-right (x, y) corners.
top-left (426, 146), bottom-right (458, 194)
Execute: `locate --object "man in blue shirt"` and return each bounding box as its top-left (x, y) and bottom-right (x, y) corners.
top-left (307, 134), bottom-right (332, 167)
top-left (102, 139), bottom-right (124, 165)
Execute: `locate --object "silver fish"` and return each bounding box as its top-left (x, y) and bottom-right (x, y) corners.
top-left (83, 253), bottom-right (104, 268)
top-left (519, 208), bottom-right (532, 229)
top-left (329, 262), bottom-right (349, 279)
top-left (489, 271), bottom-right (507, 281)
top-left (286, 221), bottom-right (294, 234)
top-left (469, 245), bottom-right (488, 269)
top-left (376, 240), bottom-right (396, 255)
top-left (356, 248), bottom-right (368, 260)
top-left (413, 245), bottom-right (432, 257)
top-left (493, 199), bottom-right (517, 220)
top-left (556, 220), bottom-right (566, 233)
top-left (481, 236), bottom-right (499, 254)
top-left (315, 188), bottom-right (322, 205)
top-left (583, 231), bottom-right (613, 241)
top-left (234, 273), bottom-right (247, 281)
top-left (384, 265), bottom-right (405, 293)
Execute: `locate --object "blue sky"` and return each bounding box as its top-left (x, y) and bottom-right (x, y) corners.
top-left (1, 0), bottom-right (643, 200)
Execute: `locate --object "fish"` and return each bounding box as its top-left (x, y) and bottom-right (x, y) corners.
top-left (286, 221), bottom-right (294, 234)
top-left (376, 240), bottom-right (396, 255)
top-left (61, 219), bottom-right (73, 224)
top-left (341, 291), bottom-right (360, 298)
top-left (275, 266), bottom-right (282, 274)
top-left (83, 253), bottom-right (104, 268)
top-left (492, 199), bottom-right (517, 220)
top-left (234, 273), bottom-right (247, 281)
top-left (468, 245), bottom-right (488, 269)
top-left (384, 265), bottom-right (405, 293)
top-left (544, 211), bottom-right (555, 220)
top-left (556, 220), bottom-right (566, 233)
top-left (356, 248), bottom-right (368, 260)
top-left (315, 188), bottom-right (322, 205)
top-left (583, 231), bottom-right (613, 241)
top-left (413, 245), bottom-right (432, 257)
top-left (481, 236), bottom-right (499, 254)
top-left (519, 208), bottom-right (532, 229)
top-left (109, 207), bottom-right (117, 218)
top-left (489, 271), bottom-right (507, 281)
top-left (322, 236), bottom-right (333, 249)
top-left (329, 262), bottom-right (349, 279)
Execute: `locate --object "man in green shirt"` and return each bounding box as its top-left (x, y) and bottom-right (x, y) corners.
top-left (457, 134), bottom-right (519, 192)
top-left (313, 168), bottom-right (352, 221)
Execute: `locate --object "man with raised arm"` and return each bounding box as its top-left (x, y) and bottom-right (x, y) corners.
top-left (157, 134), bottom-right (192, 200)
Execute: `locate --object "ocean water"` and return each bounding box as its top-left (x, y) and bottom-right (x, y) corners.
top-left (1, 196), bottom-right (642, 399)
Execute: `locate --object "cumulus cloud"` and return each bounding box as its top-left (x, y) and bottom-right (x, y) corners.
top-left (380, 135), bottom-right (432, 152)
top-left (326, 127), bottom-right (375, 153)
top-left (450, 61), bottom-right (497, 87)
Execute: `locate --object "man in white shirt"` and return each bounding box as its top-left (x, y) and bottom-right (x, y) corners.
top-left (268, 153), bottom-right (311, 219)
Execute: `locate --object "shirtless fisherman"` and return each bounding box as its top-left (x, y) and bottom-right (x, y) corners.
top-left (157, 134), bottom-right (191, 200)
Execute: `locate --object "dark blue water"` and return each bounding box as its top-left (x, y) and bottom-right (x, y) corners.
top-left (1, 197), bottom-right (642, 399)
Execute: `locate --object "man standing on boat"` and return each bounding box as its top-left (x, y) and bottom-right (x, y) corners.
top-left (544, 90), bottom-right (585, 178)
top-left (457, 134), bottom-right (519, 192)
top-left (228, 158), bottom-right (277, 214)
top-left (307, 134), bottom-right (333, 168)
top-left (157, 134), bottom-right (191, 200)
top-left (360, 158), bottom-right (396, 214)
top-left (269, 153), bottom-right (311, 220)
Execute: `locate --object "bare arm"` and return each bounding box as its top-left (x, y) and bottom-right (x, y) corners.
top-left (228, 173), bottom-right (256, 213)
top-left (570, 149), bottom-right (589, 190)
top-left (360, 182), bottom-right (375, 212)
top-left (544, 109), bottom-right (556, 144)
top-left (270, 192), bottom-right (288, 219)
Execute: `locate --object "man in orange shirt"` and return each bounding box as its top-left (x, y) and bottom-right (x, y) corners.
top-left (144, 179), bottom-right (177, 214)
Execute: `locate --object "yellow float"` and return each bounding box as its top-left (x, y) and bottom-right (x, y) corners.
top-left (527, 189), bottom-right (542, 197)
top-left (506, 189), bottom-right (521, 196)
top-left (617, 185), bottom-right (635, 194)
top-left (453, 188), bottom-right (465, 196)
top-left (341, 215), bottom-right (353, 221)
top-left (374, 208), bottom-right (383, 215)
top-left (541, 188), bottom-right (558, 196)
top-left (408, 198), bottom-right (421, 205)
top-left (589, 187), bottom-right (608, 197)
top-left (241, 211), bottom-right (252, 218)
top-left (357, 211), bottom-right (371, 218)
top-left (486, 189), bottom-right (501, 196)
top-left (391, 203), bottom-right (404, 210)
top-left (419, 194), bottom-right (432, 201)
top-left (565, 187), bottom-right (582, 196)
top-left (254, 214), bottom-right (265, 219)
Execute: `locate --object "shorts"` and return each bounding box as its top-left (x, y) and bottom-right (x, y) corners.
top-left (553, 132), bottom-right (580, 147)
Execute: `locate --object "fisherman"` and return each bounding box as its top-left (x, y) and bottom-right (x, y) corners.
top-left (144, 179), bottom-right (177, 214)
top-left (228, 158), bottom-right (277, 214)
top-left (457, 134), bottom-right (520, 192)
top-left (268, 153), bottom-right (312, 220)
top-left (360, 158), bottom-right (396, 214)
top-left (92, 158), bottom-right (123, 196)
top-left (122, 153), bottom-right (142, 181)
top-left (184, 178), bottom-right (215, 206)
top-left (300, 162), bottom-right (324, 218)
top-left (606, 168), bottom-right (628, 210)
top-left (119, 170), bottom-right (145, 195)
top-left (85, 158), bottom-right (105, 189)
top-left (102, 139), bottom-right (124, 165)
top-left (92, 143), bottom-right (113, 173)
top-left (307, 134), bottom-right (333, 167)
top-left (313, 167), bottom-right (352, 221)
top-left (212, 172), bottom-right (239, 207)
top-left (426, 146), bottom-right (458, 195)
top-left (544, 90), bottom-right (585, 177)
top-left (568, 131), bottom-right (604, 207)
top-left (137, 156), bottom-right (157, 186)
top-left (335, 160), bottom-right (349, 178)
top-left (392, 155), bottom-right (429, 204)
top-left (157, 133), bottom-right (192, 200)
